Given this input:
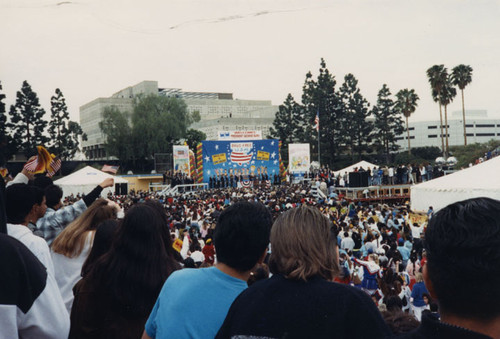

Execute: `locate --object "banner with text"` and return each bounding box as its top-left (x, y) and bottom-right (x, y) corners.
top-left (288, 143), bottom-right (310, 173)
top-left (173, 145), bottom-right (190, 175)
top-left (217, 130), bottom-right (262, 140)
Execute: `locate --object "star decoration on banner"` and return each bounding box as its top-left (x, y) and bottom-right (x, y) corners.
top-left (207, 170), bottom-right (211, 175)
top-left (261, 146), bottom-right (264, 150)
top-left (271, 152), bottom-right (276, 159)
top-left (215, 144), bottom-right (219, 150)
top-left (271, 141), bottom-right (275, 146)
top-left (205, 156), bottom-right (210, 162)
top-left (273, 160), bottom-right (278, 165)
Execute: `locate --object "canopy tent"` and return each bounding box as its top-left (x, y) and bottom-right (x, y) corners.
top-left (54, 166), bottom-right (128, 198)
top-left (411, 156), bottom-right (500, 212)
top-left (333, 160), bottom-right (377, 177)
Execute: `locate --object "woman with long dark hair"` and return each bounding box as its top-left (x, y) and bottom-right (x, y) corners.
top-left (69, 204), bottom-right (181, 339)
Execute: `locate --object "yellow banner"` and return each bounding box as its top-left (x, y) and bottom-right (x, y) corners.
top-left (212, 153), bottom-right (227, 165)
top-left (172, 238), bottom-right (183, 253)
top-left (257, 150), bottom-right (270, 161)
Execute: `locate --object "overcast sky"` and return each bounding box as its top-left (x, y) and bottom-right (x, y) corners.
top-left (1, 0), bottom-right (499, 123)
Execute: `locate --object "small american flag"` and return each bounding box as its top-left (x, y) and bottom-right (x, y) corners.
top-left (313, 111), bottom-right (319, 132)
top-left (47, 157), bottom-right (62, 177)
top-left (23, 157), bottom-right (38, 172)
top-left (102, 164), bottom-right (119, 174)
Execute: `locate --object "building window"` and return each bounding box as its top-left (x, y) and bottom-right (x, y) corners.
top-left (428, 135), bottom-right (437, 138)
top-left (465, 124), bottom-right (474, 128)
top-left (395, 137), bottom-right (404, 141)
top-left (428, 126), bottom-right (437, 129)
top-left (408, 127), bottom-right (415, 131)
top-left (466, 133), bottom-right (474, 137)
top-left (476, 124), bottom-right (495, 128)
top-left (476, 133), bottom-right (495, 137)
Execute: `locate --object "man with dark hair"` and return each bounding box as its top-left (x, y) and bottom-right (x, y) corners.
top-left (143, 201), bottom-right (272, 339)
top-left (399, 197), bottom-right (500, 338)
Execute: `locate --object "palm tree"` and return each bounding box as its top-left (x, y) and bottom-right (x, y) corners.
top-left (451, 64), bottom-right (473, 145)
top-left (426, 65), bottom-right (448, 156)
top-left (438, 77), bottom-right (457, 155)
top-left (395, 89), bottom-right (419, 154)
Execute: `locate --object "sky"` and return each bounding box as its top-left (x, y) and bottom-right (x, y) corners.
top-left (1, 0), bottom-right (500, 124)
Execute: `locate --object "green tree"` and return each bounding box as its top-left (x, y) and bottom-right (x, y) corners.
top-left (395, 88), bottom-right (419, 154)
top-left (372, 84), bottom-right (404, 162)
top-left (451, 64), bottom-right (473, 146)
top-left (301, 58), bottom-right (344, 165)
top-left (191, 110), bottom-right (201, 123)
top-left (426, 65), bottom-right (448, 156)
top-left (99, 106), bottom-right (134, 163)
top-left (47, 88), bottom-right (84, 159)
top-left (339, 73), bottom-right (371, 161)
top-left (185, 129), bottom-right (206, 151)
top-left (8, 81), bottom-right (48, 157)
top-left (0, 81), bottom-right (15, 164)
top-left (131, 95), bottom-right (190, 162)
top-left (269, 93), bottom-right (303, 162)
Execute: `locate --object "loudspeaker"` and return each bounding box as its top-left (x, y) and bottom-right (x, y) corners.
top-left (359, 171), bottom-right (369, 187)
top-left (114, 183), bottom-right (128, 195)
top-left (349, 172), bottom-right (369, 188)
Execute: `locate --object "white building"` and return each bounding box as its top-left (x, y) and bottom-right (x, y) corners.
top-left (396, 110), bottom-right (500, 150)
top-left (80, 81), bottom-right (278, 159)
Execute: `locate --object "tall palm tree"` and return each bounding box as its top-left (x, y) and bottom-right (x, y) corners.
top-left (438, 78), bottom-right (457, 155)
top-left (395, 89), bottom-right (419, 154)
top-left (451, 64), bottom-right (473, 145)
top-left (426, 65), bottom-right (448, 156)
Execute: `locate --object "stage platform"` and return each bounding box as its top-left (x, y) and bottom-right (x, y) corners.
top-left (334, 184), bottom-right (412, 203)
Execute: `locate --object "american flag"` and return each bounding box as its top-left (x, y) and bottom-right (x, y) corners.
top-left (230, 152), bottom-right (253, 165)
top-left (23, 157), bottom-right (39, 172)
top-left (47, 157), bottom-right (62, 177)
top-left (241, 180), bottom-right (252, 188)
top-left (313, 111), bottom-right (319, 132)
top-left (102, 164), bottom-right (119, 174)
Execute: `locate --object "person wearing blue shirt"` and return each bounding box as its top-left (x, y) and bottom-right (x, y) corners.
top-left (142, 201), bottom-right (272, 339)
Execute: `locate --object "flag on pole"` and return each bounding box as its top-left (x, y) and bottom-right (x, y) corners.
top-left (102, 164), bottom-right (119, 174)
top-left (313, 111), bottom-right (319, 132)
top-left (47, 157), bottom-right (62, 177)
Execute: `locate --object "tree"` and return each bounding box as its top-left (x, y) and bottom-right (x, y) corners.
top-left (339, 73), bottom-right (371, 161)
top-left (451, 64), bottom-right (473, 146)
top-left (185, 129), bottom-right (206, 151)
top-left (8, 81), bottom-right (49, 157)
top-left (372, 84), bottom-right (404, 163)
top-left (436, 77), bottom-right (457, 155)
top-left (426, 65), bottom-right (448, 156)
top-left (47, 88), bottom-right (84, 159)
top-left (301, 58), bottom-right (344, 165)
top-left (0, 81), bottom-right (15, 164)
top-left (395, 88), bottom-right (419, 154)
top-left (99, 106), bottom-right (134, 164)
top-left (131, 95), bottom-right (190, 162)
top-left (269, 93), bottom-right (303, 161)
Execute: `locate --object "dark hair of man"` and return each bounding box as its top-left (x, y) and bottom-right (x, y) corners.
top-left (213, 201), bottom-right (272, 272)
top-left (88, 204), bottom-right (181, 316)
top-left (44, 185), bottom-right (63, 209)
top-left (5, 184), bottom-right (38, 224)
top-left (425, 197), bottom-right (500, 320)
top-left (33, 175), bottom-right (53, 190)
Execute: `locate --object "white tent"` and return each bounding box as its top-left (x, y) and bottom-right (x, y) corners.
top-left (54, 166), bottom-right (128, 198)
top-left (333, 160), bottom-right (377, 177)
top-left (411, 156), bottom-right (500, 212)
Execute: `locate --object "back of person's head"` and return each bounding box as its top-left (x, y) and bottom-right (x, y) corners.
top-left (44, 184), bottom-right (63, 209)
top-left (425, 197), bottom-right (500, 320)
top-left (269, 205), bottom-right (339, 281)
top-left (90, 204), bottom-right (180, 315)
top-left (52, 198), bottom-right (117, 258)
top-left (213, 201), bottom-right (272, 272)
top-left (81, 219), bottom-right (118, 277)
top-left (5, 184), bottom-right (38, 224)
top-left (247, 263), bottom-right (270, 286)
top-left (33, 175), bottom-right (53, 190)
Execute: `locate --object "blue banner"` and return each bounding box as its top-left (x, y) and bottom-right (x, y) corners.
top-left (202, 139), bottom-right (280, 182)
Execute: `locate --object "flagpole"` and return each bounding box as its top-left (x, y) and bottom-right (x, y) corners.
top-left (317, 110), bottom-right (320, 167)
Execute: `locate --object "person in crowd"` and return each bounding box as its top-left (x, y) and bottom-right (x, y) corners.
top-left (51, 198), bottom-right (119, 313)
top-left (0, 233), bottom-right (70, 339)
top-left (142, 201), bottom-right (272, 339)
top-left (80, 219), bottom-right (119, 278)
top-left (216, 205), bottom-right (391, 338)
top-left (70, 204), bottom-right (181, 338)
top-left (355, 253), bottom-right (381, 296)
top-left (399, 197), bottom-right (500, 338)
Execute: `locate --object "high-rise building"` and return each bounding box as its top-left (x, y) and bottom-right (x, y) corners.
top-left (80, 81), bottom-right (278, 159)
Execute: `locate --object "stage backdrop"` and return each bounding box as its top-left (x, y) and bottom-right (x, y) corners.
top-left (202, 139), bottom-right (280, 182)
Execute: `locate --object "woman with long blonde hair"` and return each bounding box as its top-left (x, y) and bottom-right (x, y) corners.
top-left (51, 198), bottom-right (118, 313)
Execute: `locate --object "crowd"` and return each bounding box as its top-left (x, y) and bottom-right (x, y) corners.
top-left (1, 161), bottom-right (499, 339)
